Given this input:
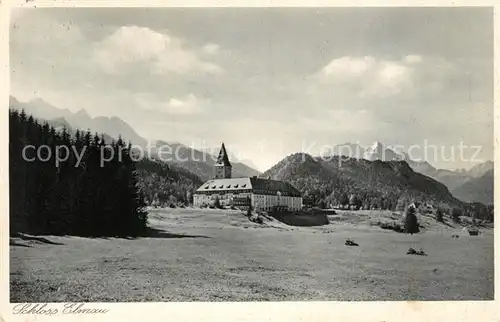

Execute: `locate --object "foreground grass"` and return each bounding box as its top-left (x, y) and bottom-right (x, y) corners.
top-left (10, 208), bottom-right (494, 302)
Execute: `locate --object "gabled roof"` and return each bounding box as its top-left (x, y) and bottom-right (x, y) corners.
top-left (196, 178), bottom-right (252, 192)
top-left (215, 143), bottom-right (232, 167)
top-left (250, 177), bottom-right (302, 197)
top-left (195, 177), bottom-right (302, 197)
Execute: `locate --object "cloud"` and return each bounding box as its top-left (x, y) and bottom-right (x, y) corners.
top-left (313, 54), bottom-right (484, 104)
top-left (319, 56), bottom-right (375, 78)
top-left (202, 43), bottom-right (220, 55)
top-left (166, 94), bottom-right (205, 114)
top-left (136, 93), bottom-right (207, 115)
top-left (93, 26), bottom-right (223, 75)
top-left (404, 55), bottom-right (423, 64)
top-left (315, 55), bottom-right (418, 98)
top-left (10, 10), bottom-right (492, 171)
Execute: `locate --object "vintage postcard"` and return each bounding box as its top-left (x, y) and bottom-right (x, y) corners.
top-left (0, 1), bottom-right (498, 322)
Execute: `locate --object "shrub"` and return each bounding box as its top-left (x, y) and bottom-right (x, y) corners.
top-left (468, 229), bottom-right (479, 236)
top-left (452, 208), bottom-right (462, 223)
top-left (379, 221), bottom-right (404, 233)
top-left (436, 208), bottom-right (444, 223)
top-left (404, 206), bottom-right (419, 235)
top-left (316, 200), bottom-right (326, 209)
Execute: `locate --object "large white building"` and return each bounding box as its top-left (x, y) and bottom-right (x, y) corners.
top-left (193, 143), bottom-right (303, 211)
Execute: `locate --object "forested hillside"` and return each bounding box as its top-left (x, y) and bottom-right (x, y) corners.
top-left (136, 158), bottom-right (203, 207)
top-left (262, 153), bottom-right (463, 211)
top-left (152, 141), bottom-right (260, 181)
top-left (9, 109), bottom-right (147, 237)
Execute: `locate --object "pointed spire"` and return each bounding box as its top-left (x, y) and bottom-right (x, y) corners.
top-left (216, 142), bottom-right (232, 167)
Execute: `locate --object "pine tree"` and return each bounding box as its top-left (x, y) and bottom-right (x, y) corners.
top-left (9, 110), bottom-right (149, 237)
top-left (404, 205), bottom-right (419, 235)
top-left (436, 207), bottom-right (444, 223)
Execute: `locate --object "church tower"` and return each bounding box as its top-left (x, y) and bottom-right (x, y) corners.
top-left (214, 143), bottom-right (232, 179)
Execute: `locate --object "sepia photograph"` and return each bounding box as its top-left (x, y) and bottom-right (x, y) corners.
top-left (7, 6), bottom-right (494, 304)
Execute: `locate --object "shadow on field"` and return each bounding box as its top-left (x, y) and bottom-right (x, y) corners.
top-left (9, 240), bottom-right (32, 247)
top-left (269, 211), bottom-right (329, 227)
top-left (11, 233), bottom-right (65, 246)
top-left (143, 227), bottom-right (211, 239)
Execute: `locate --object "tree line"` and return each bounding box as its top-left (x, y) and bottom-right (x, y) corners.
top-left (9, 109), bottom-right (148, 237)
top-left (135, 158), bottom-right (202, 207)
top-left (298, 178), bottom-right (493, 222)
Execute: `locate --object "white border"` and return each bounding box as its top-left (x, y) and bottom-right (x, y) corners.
top-left (0, 1), bottom-right (498, 322)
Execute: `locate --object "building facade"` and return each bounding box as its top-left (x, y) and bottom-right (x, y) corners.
top-left (193, 144), bottom-right (303, 211)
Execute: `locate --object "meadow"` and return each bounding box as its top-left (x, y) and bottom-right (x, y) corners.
top-left (10, 208), bottom-right (494, 302)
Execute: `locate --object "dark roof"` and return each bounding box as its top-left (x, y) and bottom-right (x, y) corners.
top-left (215, 143), bottom-right (232, 167)
top-left (197, 178), bottom-right (252, 192)
top-left (195, 177), bottom-right (302, 197)
top-left (250, 177), bottom-right (302, 197)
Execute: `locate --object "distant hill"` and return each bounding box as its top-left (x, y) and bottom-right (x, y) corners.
top-left (325, 141), bottom-right (493, 204)
top-left (10, 97), bottom-right (261, 196)
top-left (406, 160), bottom-right (493, 204)
top-left (151, 141), bottom-right (261, 181)
top-left (404, 159), bottom-right (471, 191)
top-left (328, 141), bottom-right (404, 161)
top-left (363, 141), bottom-right (405, 161)
top-left (135, 158), bottom-right (203, 206)
top-left (327, 142), bottom-right (365, 159)
top-left (262, 153), bottom-right (463, 209)
top-left (467, 161), bottom-right (494, 178)
top-left (9, 106), bottom-right (204, 207)
top-left (10, 96), bottom-right (148, 146)
top-left (10, 96), bottom-right (261, 182)
top-left (451, 169), bottom-right (494, 205)
top-left (10, 106), bottom-right (116, 145)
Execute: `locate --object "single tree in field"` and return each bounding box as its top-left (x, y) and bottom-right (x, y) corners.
top-left (436, 207), bottom-right (444, 223)
top-left (404, 205), bottom-right (419, 235)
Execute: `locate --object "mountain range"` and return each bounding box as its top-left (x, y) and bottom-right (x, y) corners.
top-left (10, 96), bottom-right (493, 206)
top-left (262, 153), bottom-right (462, 209)
top-left (10, 96), bottom-right (148, 147)
top-left (9, 96), bottom-right (261, 181)
top-left (328, 141), bottom-right (493, 205)
top-left (450, 168), bottom-right (494, 205)
top-left (150, 141), bottom-right (261, 181)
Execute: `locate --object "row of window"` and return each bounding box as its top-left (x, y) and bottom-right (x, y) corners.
top-left (253, 189), bottom-right (300, 197)
top-left (253, 195), bottom-right (301, 204)
top-left (196, 190), bottom-right (300, 197)
top-left (203, 183), bottom-right (248, 189)
top-left (196, 190), bottom-right (252, 195)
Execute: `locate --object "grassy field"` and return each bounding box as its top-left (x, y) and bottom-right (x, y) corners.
top-left (10, 208), bottom-right (494, 302)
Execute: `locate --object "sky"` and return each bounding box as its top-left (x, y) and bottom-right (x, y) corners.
top-left (10, 7), bottom-right (494, 172)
